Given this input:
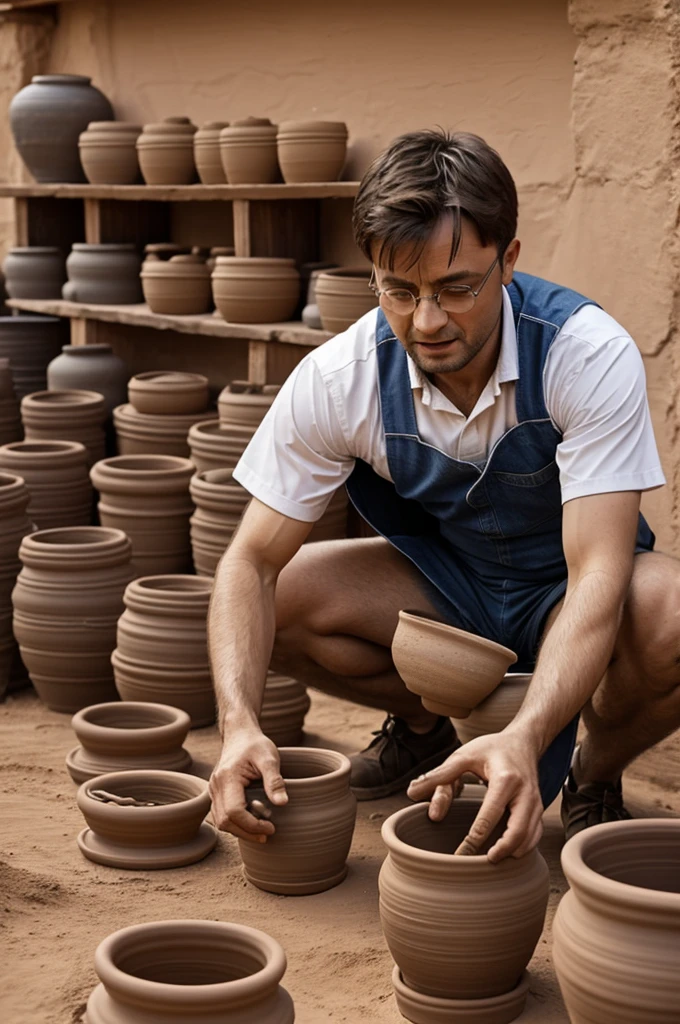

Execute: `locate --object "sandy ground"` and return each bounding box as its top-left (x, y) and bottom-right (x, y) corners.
top-left (1, 686), bottom-right (679, 1024)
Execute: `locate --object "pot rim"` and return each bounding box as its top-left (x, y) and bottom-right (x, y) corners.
top-left (71, 243), bottom-right (137, 253)
top-left (396, 609), bottom-right (518, 662)
top-left (129, 371), bottom-right (209, 388)
top-left (22, 389), bottom-right (105, 407)
top-left (91, 453), bottom-right (194, 476)
top-left (79, 768), bottom-right (207, 807)
top-left (0, 315), bottom-right (62, 325)
top-left (6, 246), bottom-right (62, 255)
top-left (72, 701), bottom-right (191, 740)
top-left (381, 800), bottom-right (503, 867)
top-left (271, 746), bottom-right (350, 787)
top-left (31, 74), bottom-right (93, 85)
top-left (58, 343), bottom-right (115, 354)
top-left (1, 439), bottom-right (86, 456)
top-left (21, 525), bottom-right (130, 553)
top-left (130, 574), bottom-right (214, 596)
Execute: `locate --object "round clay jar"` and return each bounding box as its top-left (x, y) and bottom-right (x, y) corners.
top-left (314, 266), bottom-right (378, 334)
top-left (128, 371), bottom-right (210, 415)
top-left (64, 244), bottom-right (143, 305)
top-left (188, 419), bottom-right (256, 474)
top-left (0, 439), bottom-right (92, 530)
top-left (194, 120), bottom-right (229, 184)
top-left (453, 672), bottom-right (532, 744)
top-left (219, 116), bottom-right (279, 184)
top-left (0, 314), bottom-right (66, 401)
top-left (189, 468), bottom-right (250, 575)
top-left (136, 117), bottom-right (198, 186)
top-left (141, 255), bottom-right (212, 315)
top-left (47, 344), bottom-right (129, 417)
top-left (217, 382), bottom-right (280, 427)
top-left (85, 919), bottom-right (295, 1023)
top-left (113, 403), bottom-right (215, 459)
top-left (21, 389), bottom-right (107, 467)
top-left (259, 673), bottom-right (311, 746)
top-left (2, 246), bottom-right (66, 299)
top-left (78, 121), bottom-right (142, 185)
top-left (211, 256), bottom-right (300, 323)
top-left (276, 120), bottom-right (348, 183)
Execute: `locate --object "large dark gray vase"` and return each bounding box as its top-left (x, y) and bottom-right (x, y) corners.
top-left (9, 74), bottom-right (113, 183)
top-left (0, 316), bottom-right (67, 400)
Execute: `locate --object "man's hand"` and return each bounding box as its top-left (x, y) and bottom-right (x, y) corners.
top-left (406, 731), bottom-right (543, 862)
top-left (208, 728), bottom-right (288, 843)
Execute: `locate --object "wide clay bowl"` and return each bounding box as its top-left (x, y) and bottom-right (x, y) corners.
top-left (391, 966), bottom-right (531, 1024)
top-left (392, 610), bottom-right (517, 718)
top-left (553, 819), bottom-right (680, 1024)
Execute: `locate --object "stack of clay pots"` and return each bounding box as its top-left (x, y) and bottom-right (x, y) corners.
top-left (217, 380), bottom-right (280, 426)
top-left (0, 315), bottom-right (66, 400)
top-left (0, 439), bottom-right (92, 530)
top-left (259, 673), bottom-right (311, 746)
top-left (78, 121), bottom-right (142, 184)
top-left (114, 371), bottom-right (213, 458)
top-left (0, 359), bottom-right (21, 446)
top-left (188, 420), bottom-right (253, 474)
top-left (21, 390), bottom-right (107, 466)
top-left (219, 117), bottom-right (279, 184)
top-left (0, 473), bottom-right (32, 698)
top-left (212, 256), bottom-right (300, 323)
top-left (136, 117), bottom-right (198, 185)
top-left (141, 254), bottom-right (212, 315)
top-left (189, 468), bottom-right (250, 575)
top-left (47, 344), bottom-right (129, 418)
top-left (315, 267), bottom-right (377, 334)
top-left (194, 121), bottom-right (229, 184)
top-left (2, 247), bottom-right (66, 299)
top-left (63, 244), bottom-right (143, 305)
top-left (277, 121), bottom-right (348, 183)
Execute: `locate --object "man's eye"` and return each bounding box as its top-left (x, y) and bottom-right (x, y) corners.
top-left (386, 289), bottom-right (414, 302)
top-left (440, 286), bottom-right (470, 298)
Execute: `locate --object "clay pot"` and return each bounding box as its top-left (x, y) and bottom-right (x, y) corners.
top-left (212, 256), bottom-right (300, 324)
top-left (137, 117), bottom-right (198, 186)
top-left (0, 362), bottom-right (21, 445)
top-left (86, 920), bottom-right (295, 1023)
top-left (553, 819), bottom-right (680, 1024)
top-left (194, 121), bottom-right (229, 184)
top-left (307, 486), bottom-right (348, 542)
top-left (9, 74), bottom-right (113, 183)
top-left (0, 358), bottom-right (17, 400)
top-left (277, 120), bottom-right (348, 183)
top-left (188, 419), bottom-right (255, 473)
top-left (112, 575), bottom-right (215, 726)
top-left (189, 468), bottom-right (250, 575)
top-left (21, 389), bottom-right (107, 466)
top-left (64, 244), bottom-right (143, 305)
top-left (66, 701), bottom-right (192, 783)
top-left (144, 243), bottom-right (192, 261)
top-left (302, 267), bottom-right (332, 329)
top-left (206, 246), bottom-right (235, 273)
top-left (390, 966), bottom-right (530, 1024)
top-left (0, 473), bottom-right (32, 698)
top-left (219, 117), bottom-right (279, 184)
top-left (47, 344), bottom-right (129, 418)
top-left (217, 382), bottom-right (280, 427)
top-left (453, 673), bottom-right (532, 744)
top-left (128, 371), bottom-right (210, 416)
top-left (12, 527), bottom-right (134, 712)
top-left (79, 121), bottom-right (142, 185)
top-left (315, 267), bottom-right (378, 334)
top-left (259, 673), bottom-right (311, 746)
top-left (76, 769), bottom-right (216, 869)
top-left (2, 247), bottom-right (66, 299)
top-left (113, 403), bottom-right (215, 459)
top-left (0, 439), bottom-right (92, 530)
top-left (240, 747), bottom-right (356, 894)
top-left (90, 455), bottom-right (194, 576)
top-left (0, 315), bottom-right (66, 401)
top-left (379, 798), bottom-right (549, 1016)
top-left (392, 610), bottom-right (518, 718)
top-left (141, 254), bottom-right (212, 315)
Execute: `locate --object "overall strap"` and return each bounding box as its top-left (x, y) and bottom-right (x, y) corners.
top-left (375, 309), bottom-right (419, 436)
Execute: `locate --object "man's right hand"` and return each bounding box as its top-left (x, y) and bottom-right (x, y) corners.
top-left (208, 728), bottom-right (288, 843)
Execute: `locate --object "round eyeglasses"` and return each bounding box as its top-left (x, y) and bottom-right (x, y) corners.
top-left (369, 256), bottom-right (499, 316)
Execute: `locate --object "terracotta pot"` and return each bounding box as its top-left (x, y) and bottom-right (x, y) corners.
top-left (240, 747), bottom-right (356, 894)
top-left (194, 120), bottom-right (229, 184)
top-left (66, 701), bottom-right (192, 783)
top-left (0, 315), bottom-right (66, 401)
top-left (259, 673), bottom-right (311, 747)
top-left (64, 244), bottom-right (143, 305)
top-left (77, 769), bottom-right (216, 869)
top-left (219, 117), bottom-right (279, 184)
top-left (21, 389), bottom-right (107, 466)
top-left (90, 455), bottom-right (194, 576)
top-left (379, 799), bottom-right (549, 1010)
top-left (144, 243), bottom-right (192, 261)
top-left (141, 254), bottom-right (212, 315)
top-left (9, 74), bottom-right (113, 183)
top-left (128, 371), bottom-right (210, 416)
top-left (12, 526), bottom-right (133, 712)
top-left (113, 403), bottom-right (215, 459)
top-left (86, 920), bottom-right (295, 1023)
top-left (0, 439), bottom-right (92, 530)
top-left (137, 117), bottom-right (198, 186)
top-left (392, 610), bottom-right (518, 718)
top-left (189, 468), bottom-right (250, 575)
top-left (188, 419), bottom-right (255, 473)
top-left (79, 121), bottom-right (142, 185)
top-left (212, 256), bottom-right (300, 324)
top-left (307, 486), bottom-right (348, 542)
top-left (112, 575), bottom-right (215, 726)
top-left (2, 246), bottom-right (66, 299)
top-left (217, 382), bottom-right (280, 427)
top-left (315, 267), bottom-right (378, 334)
top-left (206, 246), bottom-right (235, 274)
top-left (47, 344), bottom-right (129, 417)
top-left (453, 673), bottom-right (532, 744)
top-left (553, 819), bottom-right (680, 1024)
top-left (277, 120), bottom-right (348, 183)
top-left (0, 472), bottom-right (32, 697)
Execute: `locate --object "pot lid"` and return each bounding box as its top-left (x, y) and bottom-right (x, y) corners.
top-left (71, 243), bottom-right (137, 252)
top-left (82, 121), bottom-right (142, 133)
top-left (198, 120), bottom-right (229, 131)
top-left (278, 120), bottom-right (348, 135)
top-left (32, 74), bottom-right (92, 85)
top-left (231, 116), bottom-right (273, 127)
top-left (7, 246), bottom-right (62, 254)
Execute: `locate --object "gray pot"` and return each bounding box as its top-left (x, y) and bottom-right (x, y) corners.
top-left (64, 244), bottom-right (143, 305)
top-left (0, 315), bottom-right (67, 401)
top-left (47, 344), bottom-right (129, 418)
top-left (3, 247), bottom-right (66, 300)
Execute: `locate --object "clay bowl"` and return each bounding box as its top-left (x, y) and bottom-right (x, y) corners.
top-left (391, 610), bottom-right (517, 718)
top-left (453, 673), bottom-right (531, 743)
top-left (128, 371), bottom-right (210, 415)
top-left (66, 701), bottom-right (192, 783)
top-left (76, 769), bottom-right (216, 869)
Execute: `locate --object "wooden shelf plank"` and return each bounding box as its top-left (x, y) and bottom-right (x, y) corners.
top-left (0, 182), bottom-right (360, 201)
top-left (6, 297), bottom-right (332, 347)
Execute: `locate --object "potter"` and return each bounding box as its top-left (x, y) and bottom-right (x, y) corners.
top-left (208, 129), bottom-right (680, 864)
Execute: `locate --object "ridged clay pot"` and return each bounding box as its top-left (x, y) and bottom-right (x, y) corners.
top-left (0, 315), bottom-right (66, 400)
top-left (113, 403), bottom-right (215, 459)
top-left (212, 256), bottom-right (300, 323)
top-left (552, 819), bottom-right (680, 1024)
top-left (453, 673), bottom-right (532, 744)
top-left (379, 799), bottom-right (549, 1019)
top-left (0, 360), bottom-right (21, 445)
top-left (85, 920), bottom-right (295, 1024)
top-left (259, 673), bottom-right (311, 747)
top-left (47, 344), bottom-right (129, 417)
top-left (194, 121), bottom-right (229, 184)
top-left (9, 74), bottom-right (113, 183)
top-left (129, 371), bottom-right (210, 416)
top-left (21, 389), bottom-right (107, 466)
top-left (137, 117), bottom-right (198, 186)
top-left (66, 701), bottom-right (192, 783)
top-left (188, 419), bottom-right (255, 473)
top-left (189, 468), bottom-right (250, 575)
top-left (112, 575), bottom-right (215, 726)
top-left (240, 747), bottom-right (356, 895)
top-left (0, 439), bottom-right (92, 530)
top-left (206, 245), bottom-right (235, 273)
top-left (217, 382), bottom-right (280, 427)
top-left (12, 527), bottom-right (134, 712)
top-left (392, 610), bottom-right (518, 718)
top-left (77, 769), bottom-right (216, 869)
top-left (2, 246), bottom-right (66, 299)
top-left (90, 455), bottom-right (194, 576)
top-left (0, 473), bottom-right (32, 698)
top-left (315, 266), bottom-right (378, 334)
top-left (219, 117), bottom-right (279, 184)
top-left (302, 267), bottom-right (331, 329)
top-left (141, 254), bottom-right (212, 315)
top-left (79, 121), bottom-right (142, 184)
top-left (64, 244), bottom-right (143, 305)
top-left (277, 119), bottom-right (348, 183)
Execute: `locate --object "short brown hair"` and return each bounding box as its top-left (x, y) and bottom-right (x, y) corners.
top-left (353, 129), bottom-right (518, 269)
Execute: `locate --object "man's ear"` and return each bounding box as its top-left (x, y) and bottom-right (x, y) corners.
top-left (501, 238), bottom-right (521, 285)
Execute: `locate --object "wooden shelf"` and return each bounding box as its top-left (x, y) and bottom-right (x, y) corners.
top-left (0, 182), bottom-right (360, 201)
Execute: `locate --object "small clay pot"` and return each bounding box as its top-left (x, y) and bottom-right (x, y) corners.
top-left (189, 468), bottom-right (250, 575)
top-left (85, 920), bottom-right (295, 1023)
top-left (66, 701), bottom-right (192, 783)
top-left (0, 439), bottom-right (92, 530)
top-left (79, 121), bottom-right (142, 185)
top-left (219, 117), bottom-right (279, 184)
top-left (259, 673), bottom-right (311, 746)
top-left (453, 673), bottom-right (532, 744)
top-left (217, 381), bottom-right (280, 428)
top-left (315, 266), bottom-right (378, 334)
top-left (301, 267), bottom-right (331, 329)
top-left (0, 315), bottom-right (66, 401)
top-left (205, 246), bottom-right (235, 273)
top-left (194, 120), bottom-right (229, 184)
top-left (306, 486), bottom-right (348, 542)
top-left (113, 403), bottom-right (215, 459)
top-left (21, 389), bottom-right (107, 467)
top-left (76, 769), bottom-right (216, 869)
top-left (137, 117), bottom-right (198, 186)
top-left (239, 747), bottom-right (356, 894)
top-left (64, 243), bottom-right (143, 305)
top-left (128, 371), bottom-right (210, 416)
top-left (2, 246), bottom-right (66, 299)
top-left (391, 610), bottom-right (518, 718)
top-left (277, 119), bottom-right (348, 183)
top-left (212, 256), bottom-right (300, 324)
top-left (47, 344), bottom-right (129, 417)
top-left (188, 419), bottom-right (255, 473)
top-left (141, 254), bottom-right (212, 315)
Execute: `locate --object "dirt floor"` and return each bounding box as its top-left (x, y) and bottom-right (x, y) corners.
top-left (1, 686), bottom-right (679, 1024)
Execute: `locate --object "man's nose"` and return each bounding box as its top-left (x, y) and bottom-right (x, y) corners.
top-left (412, 296), bottom-right (450, 335)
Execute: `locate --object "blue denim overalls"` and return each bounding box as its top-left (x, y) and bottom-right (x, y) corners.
top-left (346, 271), bottom-right (654, 804)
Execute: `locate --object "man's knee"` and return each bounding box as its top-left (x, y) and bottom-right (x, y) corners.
top-left (618, 552), bottom-right (680, 690)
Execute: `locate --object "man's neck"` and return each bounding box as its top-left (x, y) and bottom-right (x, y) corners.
top-left (430, 329), bottom-right (503, 418)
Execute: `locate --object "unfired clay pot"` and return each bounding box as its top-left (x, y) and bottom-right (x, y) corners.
top-left (112, 575), bottom-right (215, 726)
top-left (219, 117), bottom-right (279, 184)
top-left (453, 673), bottom-right (531, 744)
top-left (64, 244), bottom-right (143, 305)
top-left (141, 254), bottom-right (212, 315)
top-left (76, 769), bottom-right (216, 869)
top-left (212, 257), bottom-right (300, 323)
top-left (240, 747), bottom-right (356, 895)
top-left (85, 919), bottom-right (295, 1023)
top-left (2, 246), bottom-right (66, 299)
top-left (137, 117), bottom-right (198, 186)
top-left (66, 701), bottom-right (192, 783)
top-left (194, 121), bottom-right (229, 184)
top-left (277, 120), bottom-right (348, 183)
top-left (47, 344), bottom-right (129, 417)
top-left (259, 673), bottom-right (311, 747)
top-left (21, 389), bottom-right (107, 466)
top-left (188, 419), bottom-right (255, 473)
top-left (0, 315), bottom-right (66, 401)
top-left (0, 439), bottom-right (92, 530)
top-left (79, 121), bottom-right (142, 184)
top-left (217, 381), bottom-right (280, 427)
top-left (12, 527), bottom-right (134, 712)
top-left (0, 473), bottom-right (32, 699)
top-left (0, 360), bottom-right (21, 445)
top-left (206, 245), bottom-right (235, 273)
top-left (113, 403), bottom-right (214, 459)
top-left (552, 818), bottom-right (680, 1024)
top-left (128, 371), bottom-right (210, 416)
top-left (315, 267), bottom-right (378, 334)
top-left (189, 468), bottom-right (250, 575)
top-left (392, 610), bottom-right (518, 718)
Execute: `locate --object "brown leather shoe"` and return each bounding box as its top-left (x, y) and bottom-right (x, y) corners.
top-left (560, 768), bottom-right (632, 842)
top-left (349, 714), bottom-right (460, 800)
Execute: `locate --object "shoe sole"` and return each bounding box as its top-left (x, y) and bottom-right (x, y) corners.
top-left (351, 741), bottom-right (461, 801)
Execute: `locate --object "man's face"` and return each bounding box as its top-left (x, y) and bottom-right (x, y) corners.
top-left (371, 214), bottom-right (519, 377)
